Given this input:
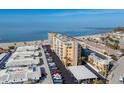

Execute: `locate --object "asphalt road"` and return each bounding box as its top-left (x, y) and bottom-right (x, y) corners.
top-left (44, 45), bottom-right (78, 84)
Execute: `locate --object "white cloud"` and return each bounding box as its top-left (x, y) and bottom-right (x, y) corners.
top-left (41, 9), bottom-right (124, 17)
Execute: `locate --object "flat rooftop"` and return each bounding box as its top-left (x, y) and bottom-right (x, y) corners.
top-left (16, 46), bottom-right (38, 52)
top-left (0, 67), bottom-right (41, 84)
top-left (55, 33), bottom-right (75, 42)
top-left (10, 51), bottom-right (39, 60)
top-left (68, 66), bottom-right (97, 81)
top-left (12, 51), bottom-right (39, 57)
top-left (1, 45), bottom-right (53, 84)
top-left (6, 57), bottom-right (39, 67)
top-left (89, 53), bottom-right (112, 65)
top-left (6, 45), bottom-right (40, 67)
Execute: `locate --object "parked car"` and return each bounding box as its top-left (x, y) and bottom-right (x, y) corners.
top-left (46, 53), bottom-right (50, 56)
top-left (53, 79), bottom-right (63, 84)
top-left (49, 63), bottom-right (56, 67)
top-left (51, 66), bottom-right (58, 70)
top-left (51, 69), bottom-right (61, 74)
top-left (51, 72), bottom-right (61, 75)
top-left (52, 73), bottom-right (62, 79)
top-left (52, 73), bottom-right (63, 84)
top-left (40, 67), bottom-right (47, 78)
top-left (47, 57), bottom-right (53, 62)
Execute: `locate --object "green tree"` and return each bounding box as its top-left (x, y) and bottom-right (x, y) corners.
top-left (93, 80), bottom-right (104, 84)
top-left (121, 49), bottom-right (124, 53)
top-left (110, 55), bottom-right (117, 61)
top-left (8, 46), bottom-right (15, 50)
top-left (113, 27), bottom-right (124, 32)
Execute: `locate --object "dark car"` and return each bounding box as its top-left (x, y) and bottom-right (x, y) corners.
top-left (50, 66), bottom-right (58, 70)
top-left (51, 70), bottom-right (61, 75)
top-left (53, 79), bottom-right (63, 84)
top-left (40, 67), bottom-right (47, 78)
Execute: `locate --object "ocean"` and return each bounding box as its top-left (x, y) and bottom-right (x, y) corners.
top-left (0, 25), bottom-right (113, 43)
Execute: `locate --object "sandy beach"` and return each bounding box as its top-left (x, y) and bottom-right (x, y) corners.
top-left (0, 40), bottom-right (48, 49)
top-left (0, 31), bottom-right (112, 49)
top-left (74, 32), bottom-right (111, 39)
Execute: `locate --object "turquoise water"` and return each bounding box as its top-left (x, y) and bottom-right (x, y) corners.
top-left (0, 25), bottom-right (113, 43)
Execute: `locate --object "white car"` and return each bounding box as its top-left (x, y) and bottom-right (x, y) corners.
top-left (49, 63), bottom-right (56, 67)
top-left (53, 73), bottom-right (62, 80)
top-left (48, 58), bottom-right (53, 62)
top-left (119, 76), bottom-right (123, 82)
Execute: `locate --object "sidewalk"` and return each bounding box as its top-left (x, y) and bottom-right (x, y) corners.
top-left (39, 47), bottom-right (53, 84)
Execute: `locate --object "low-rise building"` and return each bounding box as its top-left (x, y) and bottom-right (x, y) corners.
top-left (68, 66), bottom-right (97, 84)
top-left (0, 67), bottom-right (41, 84)
top-left (6, 57), bottom-right (39, 67)
top-left (16, 45), bottom-right (38, 52)
top-left (88, 52), bottom-right (112, 76)
top-left (12, 51), bottom-right (39, 57)
top-left (6, 46), bottom-right (40, 68)
top-left (77, 37), bottom-right (116, 55)
top-left (0, 45), bottom-right (53, 84)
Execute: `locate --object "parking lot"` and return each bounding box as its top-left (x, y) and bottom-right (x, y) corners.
top-left (43, 45), bottom-right (77, 84)
top-left (43, 46), bottom-right (63, 84)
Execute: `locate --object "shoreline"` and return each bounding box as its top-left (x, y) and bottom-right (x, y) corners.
top-left (74, 31), bottom-right (112, 38)
top-left (0, 31), bottom-right (113, 49)
top-left (0, 30), bottom-right (113, 43)
top-left (0, 40), bottom-right (48, 49)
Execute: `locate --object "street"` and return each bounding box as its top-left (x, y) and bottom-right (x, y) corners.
top-left (44, 45), bottom-right (78, 84)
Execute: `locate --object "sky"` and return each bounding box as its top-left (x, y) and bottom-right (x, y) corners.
top-left (0, 9), bottom-right (124, 42)
top-left (0, 9), bottom-right (124, 28)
